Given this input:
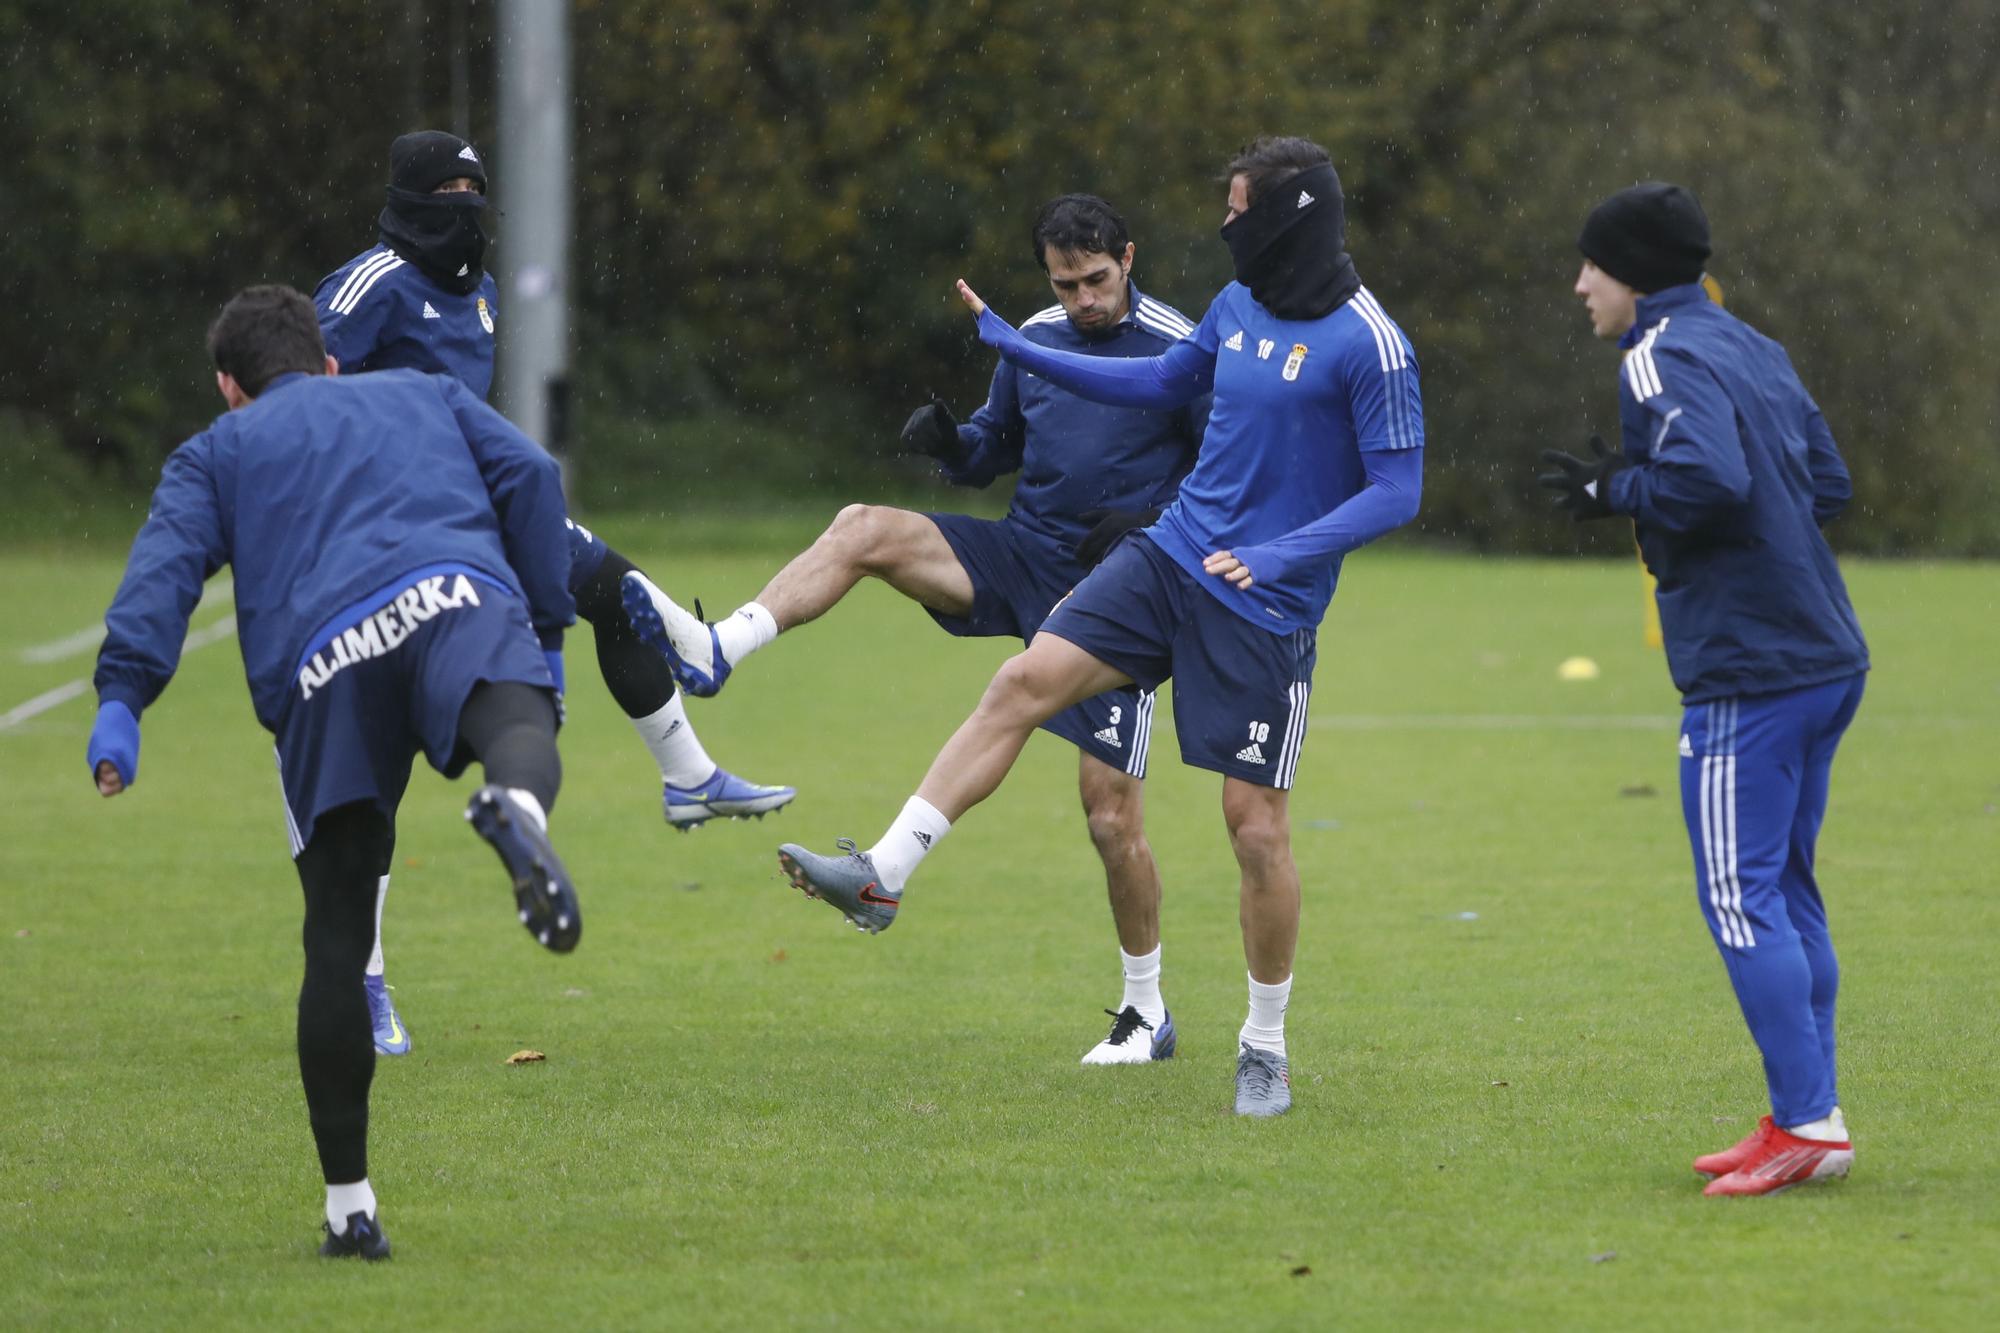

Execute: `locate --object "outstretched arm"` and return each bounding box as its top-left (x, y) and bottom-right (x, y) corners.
top-left (955, 280), bottom-right (1215, 410)
top-left (92, 436), bottom-right (230, 792)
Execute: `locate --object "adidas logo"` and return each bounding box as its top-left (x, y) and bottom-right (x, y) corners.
top-left (1092, 725), bottom-right (1122, 748)
top-left (1297, 189), bottom-right (1315, 209)
top-left (1679, 734), bottom-right (1694, 758)
top-left (1235, 742), bottom-right (1267, 765)
top-left (458, 144), bottom-right (480, 162)
top-left (1225, 330), bottom-right (1245, 351)
top-left (913, 830), bottom-right (933, 849)
top-left (422, 302), bottom-right (441, 320)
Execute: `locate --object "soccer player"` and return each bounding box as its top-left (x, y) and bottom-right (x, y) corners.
top-left (774, 136), bottom-right (1424, 1116)
top-left (622, 194), bottom-right (1207, 1065)
top-left (1541, 183), bottom-right (1869, 1195)
top-left (89, 285), bottom-right (584, 1258)
top-left (316, 130), bottom-right (792, 1056)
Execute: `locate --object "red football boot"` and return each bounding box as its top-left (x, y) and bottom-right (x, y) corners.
top-left (1693, 1116), bottom-right (1776, 1180)
top-left (1703, 1121), bottom-right (1853, 1197)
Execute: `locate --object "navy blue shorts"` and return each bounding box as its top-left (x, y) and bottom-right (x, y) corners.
top-left (565, 517), bottom-right (610, 591)
top-left (1040, 534), bottom-right (1317, 788)
top-left (274, 572), bottom-right (556, 853)
top-left (925, 513), bottom-right (1154, 777)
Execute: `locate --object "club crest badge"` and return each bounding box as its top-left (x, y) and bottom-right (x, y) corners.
top-left (477, 297), bottom-right (495, 334)
top-left (1282, 343), bottom-right (1308, 381)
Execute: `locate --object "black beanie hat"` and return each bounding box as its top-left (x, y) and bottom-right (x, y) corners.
top-left (1577, 182), bottom-right (1710, 294)
top-left (388, 130), bottom-right (487, 194)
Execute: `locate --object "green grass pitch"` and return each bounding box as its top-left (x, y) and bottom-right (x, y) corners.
top-left (2, 522), bottom-right (1996, 1329)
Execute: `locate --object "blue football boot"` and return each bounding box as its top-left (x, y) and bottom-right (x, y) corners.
top-left (465, 785), bottom-right (582, 952)
top-left (319, 1211), bottom-right (391, 1260)
top-left (621, 572), bottom-right (733, 697)
top-left (664, 766), bottom-right (797, 831)
top-left (365, 974), bottom-right (411, 1056)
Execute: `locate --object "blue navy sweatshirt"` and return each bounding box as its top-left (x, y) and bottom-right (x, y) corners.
top-left (94, 369), bottom-right (573, 730)
top-left (315, 244), bottom-right (500, 398)
top-left (1605, 283), bottom-right (1868, 702)
top-left (944, 281), bottom-right (1208, 552)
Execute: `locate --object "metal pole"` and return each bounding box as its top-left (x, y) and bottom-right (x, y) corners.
top-left (496, 0), bottom-right (572, 469)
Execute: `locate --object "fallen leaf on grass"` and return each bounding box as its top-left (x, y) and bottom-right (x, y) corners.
top-left (15, 929), bottom-right (31, 938)
top-left (505, 1049), bottom-right (546, 1065)
top-left (770, 949), bottom-right (788, 964)
top-left (1290, 1265), bottom-right (1312, 1278)
top-left (1590, 1252), bottom-right (1617, 1264)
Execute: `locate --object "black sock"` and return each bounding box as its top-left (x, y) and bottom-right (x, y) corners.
top-left (456, 681), bottom-right (562, 814)
top-left (295, 803), bottom-right (392, 1186)
top-left (571, 546), bottom-right (678, 718)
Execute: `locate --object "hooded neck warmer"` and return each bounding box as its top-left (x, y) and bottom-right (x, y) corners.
top-left (1220, 163), bottom-right (1361, 321)
top-left (378, 187), bottom-right (488, 295)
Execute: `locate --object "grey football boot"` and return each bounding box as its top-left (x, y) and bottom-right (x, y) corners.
top-left (1234, 1042), bottom-right (1292, 1117)
top-left (777, 839), bottom-right (900, 934)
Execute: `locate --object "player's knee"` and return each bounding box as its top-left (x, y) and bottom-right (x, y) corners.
top-left (826, 503), bottom-right (890, 566)
top-left (1225, 798), bottom-right (1290, 869)
top-left (1083, 779), bottom-right (1144, 855)
top-left (979, 654), bottom-right (1058, 727)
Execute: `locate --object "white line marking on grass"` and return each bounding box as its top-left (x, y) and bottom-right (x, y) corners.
top-left (0, 679), bottom-right (90, 730)
top-left (0, 613), bottom-right (236, 733)
top-left (1313, 713), bottom-right (1675, 732)
top-left (18, 579), bottom-right (233, 664)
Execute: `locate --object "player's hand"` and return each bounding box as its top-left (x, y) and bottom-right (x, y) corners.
top-left (87, 700), bottom-right (140, 797)
top-left (1537, 434), bottom-right (1628, 521)
top-left (955, 280), bottom-right (987, 318)
top-left (1203, 550), bottom-right (1255, 589)
top-left (1074, 508), bottom-right (1161, 570)
top-left (899, 397), bottom-right (968, 467)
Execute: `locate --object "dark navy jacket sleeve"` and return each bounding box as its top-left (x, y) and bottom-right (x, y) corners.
top-left (438, 377), bottom-right (576, 645)
top-left (1607, 344), bottom-right (1752, 532)
top-left (314, 272), bottom-right (396, 374)
top-left (944, 357), bottom-right (1027, 489)
top-left (1802, 396), bottom-right (1852, 525)
top-left (974, 307), bottom-right (1214, 409)
top-left (94, 436), bottom-right (229, 716)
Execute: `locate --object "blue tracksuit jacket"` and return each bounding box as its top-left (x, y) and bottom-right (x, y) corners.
top-left (94, 369), bottom-right (573, 731)
top-left (315, 244), bottom-right (500, 398)
top-left (1605, 283), bottom-right (1868, 703)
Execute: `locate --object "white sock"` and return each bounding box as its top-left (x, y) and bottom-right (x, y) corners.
top-left (1240, 972), bottom-right (1292, 1056)
top-left (366, 874), bottom-right (389, 976)
top-left (715, 601), bottom-right (779, 665)
top-left (1787, 1107), bottom-right (1849, 1142)
top-left (326, 1179), bottom-right (377, 1232)
top-left (630, 694), bottom-right (716, 787)
top-left (505, 787), bottom-right (548, 833)
top-left (1119, 946), bottom-right (1164, 1026)
top-left (866, 796), bottom-right (952, 893)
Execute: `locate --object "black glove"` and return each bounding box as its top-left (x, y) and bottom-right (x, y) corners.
top-left (1537, 434), bottom-right (1629, 521)
top-left (1073, 507), bottom-right (1162, 570)
top-left (899, 396), bottom-right (969, 467)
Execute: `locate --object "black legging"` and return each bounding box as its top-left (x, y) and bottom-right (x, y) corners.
top-left (572, 546), bottom-right (677, 718)
top-left (292, 680), bottom-right (562, 1184)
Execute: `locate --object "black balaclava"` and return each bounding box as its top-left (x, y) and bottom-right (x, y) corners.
top-left (1577, 182), bottom-right (1711, 294)
top-left (377, 130), bottom-right (490, 296)
top-left (1220, 163), bottom-right (1361, 320)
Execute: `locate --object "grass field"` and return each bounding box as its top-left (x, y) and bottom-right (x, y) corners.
top-left (3, 522), bottom-right (1997, 1330)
